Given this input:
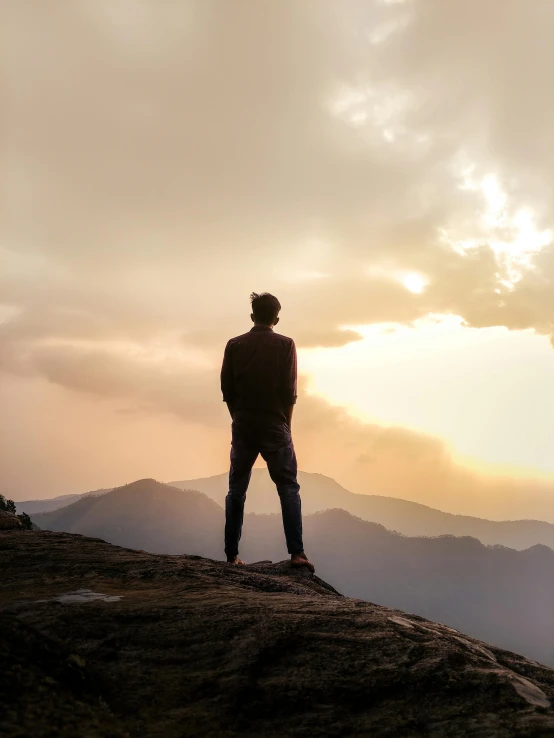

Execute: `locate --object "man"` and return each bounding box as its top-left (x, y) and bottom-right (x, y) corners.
top-left (220, 292), bottom-right (314, 572)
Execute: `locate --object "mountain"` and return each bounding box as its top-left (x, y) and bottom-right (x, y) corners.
top-left (170, 469), bottom-right (554, 550)
top-left (32, 479), bottom-right (554, 667)
top-left (2, 530), bottom-right (553, 737)
top-left (32, 479), bottom-right (222, 557)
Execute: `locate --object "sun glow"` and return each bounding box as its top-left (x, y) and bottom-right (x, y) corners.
top-left (402, 273), bottom-right (427, 294)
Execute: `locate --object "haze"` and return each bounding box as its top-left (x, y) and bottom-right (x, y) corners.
top-left (1, 1), bottom-right (554, 521)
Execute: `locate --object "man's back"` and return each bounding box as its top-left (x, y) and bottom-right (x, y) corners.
top-left (221, 326), bottom-right (297, 425)
top-left (221, 292), bottom-right (313, 573)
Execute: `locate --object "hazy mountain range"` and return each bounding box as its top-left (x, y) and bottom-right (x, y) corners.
top-left (16, 489), bottom-right (113, 515)
top-left (20, 469), bottom-right (554, 550)
top-left (32, 478), bottom-right (554, 667)
top-left (170, 470), bottom-right (554, 550)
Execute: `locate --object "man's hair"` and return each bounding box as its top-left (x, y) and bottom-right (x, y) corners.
top-left (250, 292), bottom-right (281, 325)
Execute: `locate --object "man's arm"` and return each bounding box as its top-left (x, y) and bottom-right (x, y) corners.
top-left (220, 341), bottom-right (235, 419)
top-left (281, 339), bottom-right (298, 429)
top-left (285, 403), bottom-right (294, 428)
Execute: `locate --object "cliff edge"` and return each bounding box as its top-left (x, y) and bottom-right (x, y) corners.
top-left (1, 530), bottom-right (553, 737)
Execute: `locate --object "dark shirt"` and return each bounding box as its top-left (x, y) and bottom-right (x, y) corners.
top-left (221, 326), bottom-right (297, 424)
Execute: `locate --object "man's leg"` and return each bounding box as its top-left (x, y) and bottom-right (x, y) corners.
top-left (225, 428), bottom-right (258, 563)
top-left (261, 426), bottom-right (314, 572)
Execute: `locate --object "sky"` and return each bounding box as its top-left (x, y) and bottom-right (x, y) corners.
top-left (1, 0), bottom-right (554, 521)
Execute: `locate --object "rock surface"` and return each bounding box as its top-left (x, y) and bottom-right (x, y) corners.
top-left (30, 479), bottom-right (554, 667)
top-left (1, 531), bottom-right (554, 737)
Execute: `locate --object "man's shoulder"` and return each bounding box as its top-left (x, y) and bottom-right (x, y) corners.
top-left (263, 331), bottom-right (296, 350)
top-left (274, 332), bottom-right (295, 347)
top-left (226, 330), bottom-right (295, 346)
top-left (226, 331), bottom-right (252, 346)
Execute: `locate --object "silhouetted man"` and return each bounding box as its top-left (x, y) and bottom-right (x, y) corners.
top-left (221, 293), bottom-right (314, 572)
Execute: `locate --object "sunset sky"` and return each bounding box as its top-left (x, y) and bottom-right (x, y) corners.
top-left (2, 1), bottom-right (554, 521)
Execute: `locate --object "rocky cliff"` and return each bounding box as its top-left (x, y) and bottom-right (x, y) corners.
top-left (1, 530), bottom-right (553, 737)
top-left (30, 479), bottom-right (554, 666)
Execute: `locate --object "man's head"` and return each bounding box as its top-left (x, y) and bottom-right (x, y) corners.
top-left (250, 292), bottom-right (281, 327)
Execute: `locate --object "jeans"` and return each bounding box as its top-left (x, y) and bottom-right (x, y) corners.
top-left (224, 420), bottom-right (304, 557)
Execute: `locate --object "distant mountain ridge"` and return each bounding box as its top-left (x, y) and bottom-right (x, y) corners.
top-left (31, 478), bottom-right (554, 667)
top-left (16, 489), bottom-right (113, 515)
top-left (16, 469), bottom-right (554, 550)
top-left (170, 469), bottom-right (554, 551)
top-left (22, 469), bottom-right (554, 550)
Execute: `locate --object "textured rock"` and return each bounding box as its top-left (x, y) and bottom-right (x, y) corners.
top-left (0, 511), bottom-right (22, 530)
top-left (1, 531), bottom-right (553, 737)
top-left (30, 479), bottom-right (554, 668)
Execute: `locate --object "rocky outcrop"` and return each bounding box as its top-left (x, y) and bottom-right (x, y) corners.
top-left (30, 480), bottom-right (554, 666)
top-left (0, 511), bottom-right (22, 530)
top-left (1, 530), bottom-right (553, 737)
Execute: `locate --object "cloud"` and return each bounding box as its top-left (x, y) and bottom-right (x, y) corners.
top-left (3, 352), bottom-right (554, 522)
top-left (1, 0), bottom-right (552, 356)
top-left (1, 1), bottom-right (554, 509)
